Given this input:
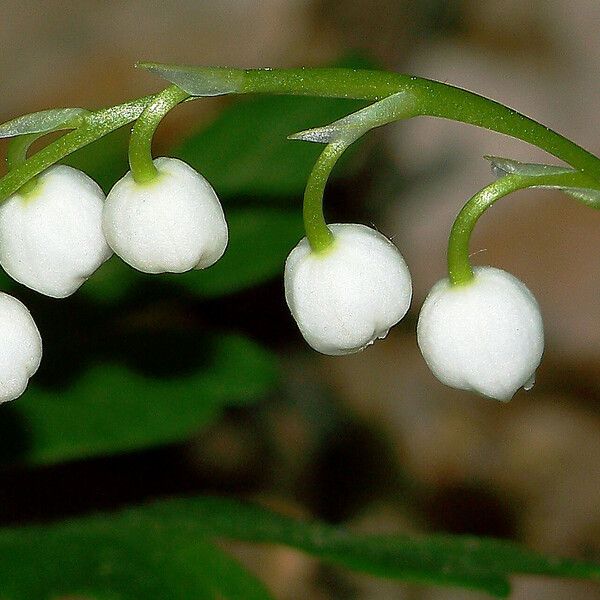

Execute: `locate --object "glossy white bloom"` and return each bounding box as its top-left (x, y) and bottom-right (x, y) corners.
top-left (0, 165), bottom-right (112, 298)
top-left (102, 157), bottom-right (228, 274)
top-left (0, 292), bottom-right (42, 402)
top-left (284, 223), bottom-right (412, 355)
top-left (417, 266), bottom-right (544, 401)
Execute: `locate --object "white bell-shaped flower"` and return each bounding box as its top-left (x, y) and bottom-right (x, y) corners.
top-left (102, 157), bottom-right (228, 274)
top-left (284, 223), bottom-right (412, 355)
top-left (417, 266), bottom-right (544, 401)
top-left (0, 292), bottom-right (42, 402)
top-left (0, 165), bottom-right (112, 298)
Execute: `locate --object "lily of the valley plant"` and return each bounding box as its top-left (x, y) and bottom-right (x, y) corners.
top-left (1, 63), bottom-right (600, 403)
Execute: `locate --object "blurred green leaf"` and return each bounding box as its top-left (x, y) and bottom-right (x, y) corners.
top-left (79, 255), bottom-right (139, 303)
top-left (160, 496), bottom-right (600, 597)
top-left (81, 208), bottom-right (303, 302)
top-left (172, 94), bottom-right (366, 199)
top-left (5, 335), bottom-right (278, 465)
top-left (62, 128), bottom-right (130, 192)
top-left (0, 512), bottom-right (270, 600)
top-left (0, 495), bottom-right (598, 599)
top-left (193, 540), bottom-right (274, 600)
top-left (166, 208), bottom-right (303, 297)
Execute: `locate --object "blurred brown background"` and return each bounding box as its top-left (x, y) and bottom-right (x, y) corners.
top-left (2, 1), bottom-right (600, 598)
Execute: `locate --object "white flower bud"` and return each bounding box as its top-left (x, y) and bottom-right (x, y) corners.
top-left (0, 292), bottom-right (42, 403)
top-left (284, 223), bottom-right (412, 355)
top-left (102, 157), bottom-right (228, 274)
top-left (417, 266), bottom-right (544, 401)
top-left (0, 165), bottom-right (112, 298)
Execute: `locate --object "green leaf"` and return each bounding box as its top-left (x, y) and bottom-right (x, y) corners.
top-left (79, 255), bottom-right (139, 303)
top-left (0, 502), bottom-right (275, 600)
top-left (156, 496), bottom-right (600, 597)
top-left (0, 496), bottom-right (598, 599)
top-left (193, 541), bottom-right (274, 600)
top-left (172, 94), bottom-right (366, 198)
top-left (0, 108), bottom-right (89, 138)
top-left (62, 128), bottom-right (130, 192)
top-left (3, 335), bottom-right (278, 465)
top-left (80, 208), bottom-right (303, 302)
top-left (165, 208), bottom-right (303, 297)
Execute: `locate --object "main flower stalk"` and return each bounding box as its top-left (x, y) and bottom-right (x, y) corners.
top-left (3, 67), bottom-right (600, 203)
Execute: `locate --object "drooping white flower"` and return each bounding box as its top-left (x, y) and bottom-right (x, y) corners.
top-left (102, 157), bottom-right (228, 274)
top-left (417, 266), bottom-right (544, 401)
top-left (0, 165), bottom-right (112, 298)
top-left (0, 292), bottom-right (42, 403)
top-left (284, 223), bottom-right (412, 355)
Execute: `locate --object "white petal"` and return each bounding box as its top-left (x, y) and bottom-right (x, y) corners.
top-left (0, 293), bottom-right (42, 403)
top-left (102, 157), bottom-right (228, 274)
top-left (0, 165), bottom-right (112, 298)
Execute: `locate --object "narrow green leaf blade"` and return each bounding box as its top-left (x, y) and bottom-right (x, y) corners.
top-left (2, 335), bottom-right (278, 465)
top-left (0, 513), bottom-right (216, 600)
top-left (194, 541), bottom-right (274, 600)
top-left (153, 496), bottom-right (600, 597)
top-left (0, 496), bottom-right (598, 599)
top-left (0, 108), bottom-right (89, 138)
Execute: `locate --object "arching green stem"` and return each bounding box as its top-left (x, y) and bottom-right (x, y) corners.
top-left (303, 141), bottom-right (351, 252)
top-left (4, 67), bottom-right (600, 203)
top-left (448, 171), bottom-right (600, 286)
top-left (142, 65), bottom-right (600, 183)
top-left (128, 85), bottom-right (189, 184)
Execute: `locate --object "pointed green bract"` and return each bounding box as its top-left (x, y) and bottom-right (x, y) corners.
top-left (0, 107), bottom-right (89, 138)
top-left (289, 90), bottom-right (417, 144)
top-left (487, 155), bottom-right (600, 208)
top-left (138, 62), bottom-right (245, 96)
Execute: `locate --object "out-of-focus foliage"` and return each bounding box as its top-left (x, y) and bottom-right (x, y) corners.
top-left (80, 207), bottom-right (304, 302)
top-left (0, 495), bottom-right (599, 599)
top-left (173, 94), bottom-right (365, 199)
top-left (5, 335), bottom-right (277, 465)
